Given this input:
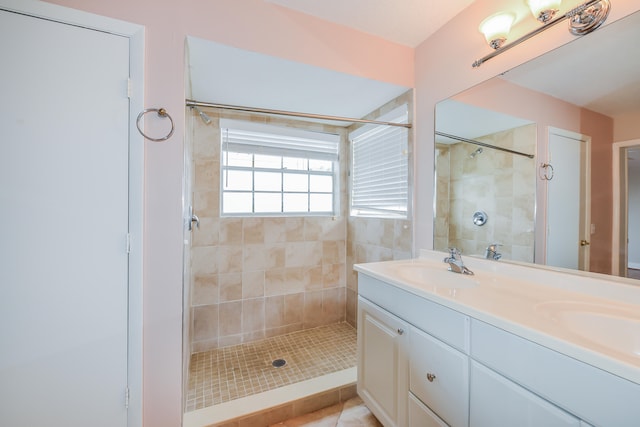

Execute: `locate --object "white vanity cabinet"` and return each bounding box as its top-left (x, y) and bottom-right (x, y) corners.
top-left (358, 296), bottom-right (409, 427)
top-left (409, 326), bottom-right (469, 427)
top-left (469, 361), bottom-right (580, 427)
top-left (356, 267), bottom-right (640, 427)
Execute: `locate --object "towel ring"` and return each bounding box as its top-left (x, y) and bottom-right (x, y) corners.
top-left (136, 108), bottom-right (175, 142)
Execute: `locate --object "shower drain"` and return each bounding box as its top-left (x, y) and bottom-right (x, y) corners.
top-left (272, 358), bottom-right (287, 368)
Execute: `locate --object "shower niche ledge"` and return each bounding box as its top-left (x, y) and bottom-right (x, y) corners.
top-left (355, 251), bottom-right (640, 427)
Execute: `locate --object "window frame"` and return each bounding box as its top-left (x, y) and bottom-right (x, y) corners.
top-left (220, 119), bottom-right (340, 217)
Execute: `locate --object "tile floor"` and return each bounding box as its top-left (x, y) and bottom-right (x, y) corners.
top-left (186, 322), bottom-right (357, 412)
top-left (271, 396), bottom-right (382, 427)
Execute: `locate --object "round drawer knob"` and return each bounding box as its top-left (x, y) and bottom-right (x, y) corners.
top-left (426, 373), bottom-right (437, 382)
top-left (397, 328), bottom-right (404, 335)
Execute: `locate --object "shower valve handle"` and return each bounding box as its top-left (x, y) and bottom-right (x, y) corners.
top-left (188, 205), bottom-right (200, 231)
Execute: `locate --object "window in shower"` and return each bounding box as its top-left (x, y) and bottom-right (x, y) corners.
top-left (350, 104), bottom-right (409, 218)
top-left (220, 119), bottom-right (340, 216)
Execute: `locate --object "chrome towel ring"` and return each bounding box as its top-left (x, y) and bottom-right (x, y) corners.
top-left (136, 108), bottom-right (175, 142)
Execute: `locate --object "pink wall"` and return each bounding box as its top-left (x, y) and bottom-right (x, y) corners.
top-left (41, 1), bottom-right (412, 426)
top-left (614, 111), bottom-right (640, 142)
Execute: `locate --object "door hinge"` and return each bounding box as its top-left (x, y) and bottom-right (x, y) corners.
top-left (127, 78), bottom-right (132, 98)
top-left (126, 233), bottom-right (132, 254)
top-left (125, 386), bottom-right (130, 409)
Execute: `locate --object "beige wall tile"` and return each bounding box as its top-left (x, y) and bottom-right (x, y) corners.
top-left (243, 218), bottom-right (264, 244)
top-left (285, 218), bottom-right (304, 242)
top-left (242, 271), bottom-right (264, 298)
top-left (242, 298), bottom-right (264, 334)
top-left (265, 295), bottom-right (285, 329)
top-left (305, 266), bottom-right (324, 291)
top-left (265, 269), bottom-right (286, 296)
top-left (191, 217), bottom-right (219, 247)
top-left (218, 245), bottom-right (243, 274)
top-left (303, 290), bottom-right (323, 328)
top-left (192, 274), bottom-right (218, 306)
top-left (219, 218), bottom-right (243, 245)
top-left (265, 244), bottom-right (285, 269)
top-left (219, 273), bottom-right (242, 302)
top-left (264, 218), bottom-right (286, 243)
top-left (193, 305), bottom-right (218, 341)
top-left (191, 246), bottom-right (218, 276)
top-left (284, 293), bottom-right (304, 325)
top-left (243, 244), bottom-right (266, 271)
top-left (219, 301), bottom-right (242, 336)
top-left (193, 189), bottom-right (219, 217)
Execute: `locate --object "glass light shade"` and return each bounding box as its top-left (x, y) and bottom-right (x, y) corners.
top-left (527, 0), bottom-right (562, 22)
top-left (479, 12), bottom-right (515, 49)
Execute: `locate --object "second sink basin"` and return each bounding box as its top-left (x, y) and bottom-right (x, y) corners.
top-left (535, 301), bottom-right (640, 359)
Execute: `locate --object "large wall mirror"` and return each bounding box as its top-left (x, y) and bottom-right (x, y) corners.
top-left (434, 10), bottom-right (640, 280)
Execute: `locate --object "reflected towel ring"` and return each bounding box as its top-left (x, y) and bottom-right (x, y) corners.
top-left (136, 108), bottom-right (175, 142)
top-left (539, 163), bottom-right (554, 181)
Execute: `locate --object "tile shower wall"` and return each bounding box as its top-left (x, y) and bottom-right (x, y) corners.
top-left (434, 124), bottom-right (536, 262)
top-left (345, 91), bottom-right (414, 327)
top-left (189, 109), bottom-right (349, 352)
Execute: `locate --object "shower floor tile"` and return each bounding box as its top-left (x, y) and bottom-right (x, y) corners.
top-left (186, 322), bottom-right (357, 412)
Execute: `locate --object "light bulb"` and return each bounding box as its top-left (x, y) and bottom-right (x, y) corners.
top-left (527, 0), bottom-right (562, 23)
top-left (479, 12), bottom-right (516, 49)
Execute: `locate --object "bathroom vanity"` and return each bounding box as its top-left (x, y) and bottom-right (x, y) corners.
top-left (355, 251), bottom-right (640, 427)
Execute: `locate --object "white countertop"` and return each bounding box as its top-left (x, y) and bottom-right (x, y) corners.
top-left (354, 250), bottom-right (640, 385)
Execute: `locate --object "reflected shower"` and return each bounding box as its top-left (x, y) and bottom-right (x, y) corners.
top-left (470, 147), bottom-right (483, 158)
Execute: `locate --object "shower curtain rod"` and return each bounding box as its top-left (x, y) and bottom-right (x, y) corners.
top-left (185, 99), bottom-right (412, 129)
top-left (436, 131), bottom-right (534, 159)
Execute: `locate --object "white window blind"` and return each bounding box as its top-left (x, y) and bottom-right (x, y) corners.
top-left (220, 119), bottom-right (339, 161)
top-left (350, 105), bottom-right (409, 217)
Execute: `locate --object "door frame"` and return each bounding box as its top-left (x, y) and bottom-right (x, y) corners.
top-left (0, 1), bottom-right (145, 425)
top-left (612, 139), bottom-right (640, 277)
top-left (545, 127), bottom-right (591, 270)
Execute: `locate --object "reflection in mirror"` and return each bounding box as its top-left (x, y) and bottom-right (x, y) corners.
top-left (434, 100), bottom-right (536, 263)
top-left (434, 10), bottom-right (640, 280)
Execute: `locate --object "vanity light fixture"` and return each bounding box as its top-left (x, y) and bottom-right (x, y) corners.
top-left (479, 12), bottom-right (516, 49)
top-left (473, 0), bottom-right (610, 68)
top-left (527, 0), bottom-right (562, 23)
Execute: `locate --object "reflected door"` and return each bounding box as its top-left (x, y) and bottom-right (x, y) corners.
top-left (546, 130), bottom-right (590, 270)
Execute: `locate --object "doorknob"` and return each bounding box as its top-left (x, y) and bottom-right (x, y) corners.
top-left (580, 240), bottom-right (590, 246)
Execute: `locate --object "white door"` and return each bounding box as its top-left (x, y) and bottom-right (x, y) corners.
top-left (546, 130), bottom-right (590, 270)
top-left (0, 9), bottom-right (130, 427)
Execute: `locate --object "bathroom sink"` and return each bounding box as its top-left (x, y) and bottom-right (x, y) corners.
top-left (535, 301), bottom-right (640, 358)
top-left (388, 262), bottom-right (480, 290)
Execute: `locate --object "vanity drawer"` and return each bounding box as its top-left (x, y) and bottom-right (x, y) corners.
top-left (409, 325), bottom-right (469, 427)
top-left (358, 273), bottom-right (470, 352)
top-left (470, 361), bottom-right (580, 427)
top-left (471, 319), bottom-right (640, 426)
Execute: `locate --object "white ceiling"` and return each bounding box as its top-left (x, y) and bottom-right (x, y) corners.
top-left (266, 0), bottom-right (475, 47)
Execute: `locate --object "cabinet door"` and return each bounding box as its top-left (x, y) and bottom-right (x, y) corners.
top-left (470, 361), bottom-right (580, 427)
top-left (358, 297), bottom-right (409, 427)
top-left (409, 393), bottom-right (449, 427)
top-left (410, 326), bottom-right (469, 427)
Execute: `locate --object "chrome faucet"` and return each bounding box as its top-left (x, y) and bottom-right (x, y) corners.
top-left (443, 248), bottom-right (474, 275)
top-left (485, 243), bottom-right (502, 260)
